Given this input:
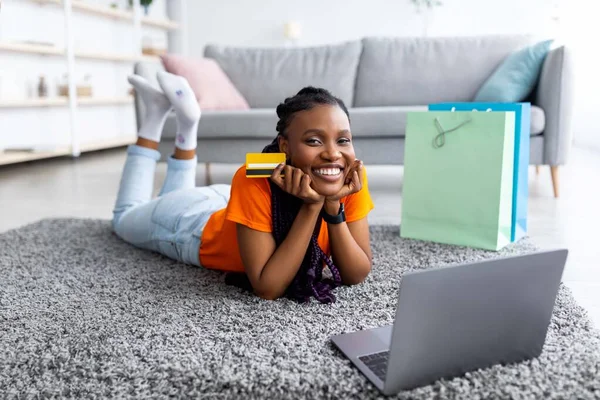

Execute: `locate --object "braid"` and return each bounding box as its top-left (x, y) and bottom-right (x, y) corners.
top-left (264, 86), bottom-right (348, 304)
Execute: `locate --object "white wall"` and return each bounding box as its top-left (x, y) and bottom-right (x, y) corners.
top-left (558, 1), bottom-right (600, 152)
top-left (184, 0), bottom-right (556, 53)
top-left (185, 0), bottom-right (600, 153)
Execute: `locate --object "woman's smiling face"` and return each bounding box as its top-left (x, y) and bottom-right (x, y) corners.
top-left (278, 104), bottom-right (355, 197)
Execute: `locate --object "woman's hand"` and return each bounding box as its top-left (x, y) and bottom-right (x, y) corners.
top-left (270, 163), bottom-right (325, 205)
top-left (326, 159), bottom-right (364, 202)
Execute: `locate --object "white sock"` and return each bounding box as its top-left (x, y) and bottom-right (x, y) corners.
top-left (156, 71), bottom-right (201, 151)
top-left (128, 75), bottom-right (172, 143)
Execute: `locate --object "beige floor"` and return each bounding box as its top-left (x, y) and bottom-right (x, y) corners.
top-left (1, 145), bottom-right (598, 328)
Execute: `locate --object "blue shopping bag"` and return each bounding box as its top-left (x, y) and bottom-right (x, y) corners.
top-left (428, 102), bottom-right (530, 242)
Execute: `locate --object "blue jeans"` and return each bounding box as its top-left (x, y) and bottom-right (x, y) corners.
top-left (112, 145), bottom-right (230, 267)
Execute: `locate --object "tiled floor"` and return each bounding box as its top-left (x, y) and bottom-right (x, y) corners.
top-left (1, 145), bottom-right (598, 327)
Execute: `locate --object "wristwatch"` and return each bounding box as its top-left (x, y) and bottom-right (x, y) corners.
top-left (322, 202), bottom-right (346, 224)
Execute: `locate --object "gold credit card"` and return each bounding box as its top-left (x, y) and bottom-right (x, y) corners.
top-left (246, 153), bottom-right (286, 178)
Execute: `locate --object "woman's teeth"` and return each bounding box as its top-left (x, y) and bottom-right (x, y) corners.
top-left (313, 168), bottom-right (341, 176)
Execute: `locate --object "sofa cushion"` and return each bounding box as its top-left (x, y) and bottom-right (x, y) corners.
top-left (348, 106), bottom-right (426, 137)
top-left (474, 40), bottom-right (554, 102)
top-left (160, 54), bottom-right (250, 111)
top-left (354, 35), bottom-right (537, 107)
top-left (162, 106), bottom-right (545, 140)
top-left (203, 41), bottom-right (362, 108)
top-left (163, 109), bottom-right (279, 140)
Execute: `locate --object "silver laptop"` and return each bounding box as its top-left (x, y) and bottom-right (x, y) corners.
top-left (331, 249), bottom-right (568, 395)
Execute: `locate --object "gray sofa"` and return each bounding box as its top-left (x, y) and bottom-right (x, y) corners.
top-left (134, 34), bottom-right (573, 197)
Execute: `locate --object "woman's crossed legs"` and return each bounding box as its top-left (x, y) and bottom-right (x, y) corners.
top-left (111, 72), bottom-right (230, 267)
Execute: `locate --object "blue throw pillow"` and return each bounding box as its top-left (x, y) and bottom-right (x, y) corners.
top-left (474, 39), bottom-right (553, 102)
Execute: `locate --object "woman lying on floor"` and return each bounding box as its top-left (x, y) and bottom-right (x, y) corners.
top-left (112, 71), bottom-right (374, 303)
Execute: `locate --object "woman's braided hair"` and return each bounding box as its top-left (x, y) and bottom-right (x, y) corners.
top-left (261, 86), bottom-right (350, 303)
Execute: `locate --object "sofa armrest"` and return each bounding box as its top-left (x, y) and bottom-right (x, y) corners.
top-left (535, 45), bottom-right (575, 166)
top-left (133, 61), bottom-right (166, 132)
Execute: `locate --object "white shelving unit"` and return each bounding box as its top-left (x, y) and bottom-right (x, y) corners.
top-left (0, 0), bottom-right (183, 166)
top-left (0, 42), bottom-right (162, 63)
top-left (0, 136), bottom-right (137, 166)
top-left (0, 96), bottom-right (134, 108)
top-left (31, 0), bottom-right (181, 29)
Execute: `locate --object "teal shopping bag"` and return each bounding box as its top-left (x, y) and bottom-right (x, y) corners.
top-left (401, 111), bottom-right (515, 251)
top-left (428, 102), bottom-right (530, 243)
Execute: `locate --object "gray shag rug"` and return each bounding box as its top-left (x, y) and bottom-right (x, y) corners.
top-left (1, 219), bottom-right (599, 399)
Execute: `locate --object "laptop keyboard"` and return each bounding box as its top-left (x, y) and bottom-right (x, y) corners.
top-left (359, 350), bottom-right (390, 381)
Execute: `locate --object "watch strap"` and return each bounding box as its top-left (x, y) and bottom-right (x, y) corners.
top-left (322, 202), bottom-right (346, 224)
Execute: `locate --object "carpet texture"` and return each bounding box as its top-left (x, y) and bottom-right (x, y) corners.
top-left (1, 219), bottom-right (599, 399)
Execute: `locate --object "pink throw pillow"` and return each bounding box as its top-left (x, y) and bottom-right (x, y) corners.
top-left (160, 54), bottom-right (250, 111)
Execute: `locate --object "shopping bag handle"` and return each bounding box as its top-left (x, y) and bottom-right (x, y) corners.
top-left (450, 107), bottom-right (493, 112)
top-left (433, 116), bottom-right (472, 148)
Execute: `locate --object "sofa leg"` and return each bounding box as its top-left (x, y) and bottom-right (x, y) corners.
top-left (205, 162), bottom-right (213, 186)
top-left (535, 165), bottom-right (540, 175)
top-left (550, 166), bottom-right (560, 198)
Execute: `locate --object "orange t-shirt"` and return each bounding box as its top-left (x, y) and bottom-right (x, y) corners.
top-left (198, 165), bottom-right (374, 272)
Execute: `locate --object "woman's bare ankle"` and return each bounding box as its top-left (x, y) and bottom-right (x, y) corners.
top-left (136, 137), bottom-right (160, 150)
top-left (174, 147), bottom-right (196, 160)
